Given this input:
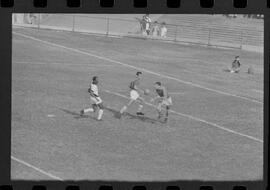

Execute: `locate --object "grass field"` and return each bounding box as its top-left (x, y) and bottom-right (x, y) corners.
top-left (11, 27), bottom-right (263, 181)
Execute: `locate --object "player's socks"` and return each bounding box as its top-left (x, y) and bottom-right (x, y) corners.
top-left (136, 105), bottom-right (144, 116)
top-left (84, 108), bottom-right (94, 113)
top-left (136, 112), bottom-right (145, 116)
top-left (164, 107), bottom-right (169, 122)
top-left (120, 106), bottom-right (127, 114)
top-left (137, 104), bottom-right (143, 112)
top-left (80, 110), bottom-right (84, 116)
top-left (97, 109), bottom-right (103, 120)
top-left (164, 117), bottom-right (168, 123)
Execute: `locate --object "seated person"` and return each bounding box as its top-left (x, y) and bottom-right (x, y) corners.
top-left (230, 56), bottom-right (241, 73)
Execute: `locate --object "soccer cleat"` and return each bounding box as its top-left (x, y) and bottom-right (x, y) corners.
top-left (164, 117), bottom-right (168, 123)
top-left (80, 110), bottom-right (84, 116)
top-left (117, 112), bottom-right (122, 119)
top-left (136, 112), bottom-right (145, 116)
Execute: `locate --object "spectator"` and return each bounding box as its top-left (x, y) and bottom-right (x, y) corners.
top-left (160, 22), bottom-right (167, 38)
top-left (151, 21), bottom-right (160, 37)
top-left (142, 14), bottom-right (152, 35)
top-left (230, 56), bottom-right (241, 73)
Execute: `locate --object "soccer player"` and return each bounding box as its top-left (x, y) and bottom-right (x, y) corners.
top-left (151, 82), bottom-right (172, 123)
top-left (80, 76), bottom-right (104, 121)
top-left (142, 14), bottom-right (152, 35)
top-left (230, 56), bottom-right (241, 73)
top-left (119, 71), bottom-right (145, 116)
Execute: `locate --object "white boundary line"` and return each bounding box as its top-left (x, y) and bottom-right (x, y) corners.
top-left (13, 31), bottom-right (263, 143)
top-left (11, 155), bottom-right (64, 181)
top-left (13, 32), bottom-right (262, 105)
top-left (104, 89), bottom-right (263, 143)
top-left (252, 89), bottom-right (264, 94)
top-left (169, 92), bottom-right (186, 95)
top-left (13, 61), bottom-right (113, 67)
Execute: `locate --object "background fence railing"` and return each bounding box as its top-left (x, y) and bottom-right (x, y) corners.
top-left (13, 14), bottom-right (263, 52)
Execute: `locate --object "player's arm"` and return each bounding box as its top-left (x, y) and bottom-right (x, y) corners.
top-left (88, 86), bottom-right (97, 97)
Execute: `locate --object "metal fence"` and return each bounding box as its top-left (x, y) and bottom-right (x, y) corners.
top-left (13, 14), bottom-right (263, 52)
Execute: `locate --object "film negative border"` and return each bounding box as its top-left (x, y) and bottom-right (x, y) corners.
top-left (0, 0), bottom-right (269, 190)
top-left (0, 0), bottom-right (254, 9)
top-left (0, 0), bottom-right (268, 11)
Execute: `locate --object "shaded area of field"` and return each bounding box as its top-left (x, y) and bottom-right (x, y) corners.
top-left (11, 28), bottom-right (263, 181)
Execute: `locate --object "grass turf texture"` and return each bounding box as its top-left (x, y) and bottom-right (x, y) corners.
top-left (11, 27), bottom-right (263, 181)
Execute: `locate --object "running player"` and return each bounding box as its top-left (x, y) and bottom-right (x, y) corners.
top-left (119, 71), bottom-right (145, 116)
top-left (151, 82), bottom-right (172, 123)
top-left (80, 76), bottom-right (104, 121)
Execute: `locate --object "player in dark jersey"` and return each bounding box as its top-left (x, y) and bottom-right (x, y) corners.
top-left (119, 71), bottom-right (145, 116)
top-left (151, 82), bottom-right (172, 123)
top-left (80, 76), bottom-right (104, 121)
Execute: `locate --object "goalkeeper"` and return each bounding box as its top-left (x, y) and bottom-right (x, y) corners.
top-left (151, 82), bottom-right (172, 123)
top-left (230, 56), bottom-right (241, 73)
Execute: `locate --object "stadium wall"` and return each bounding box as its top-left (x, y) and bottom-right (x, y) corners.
top-left (12, 14), bottom-right (263, 53)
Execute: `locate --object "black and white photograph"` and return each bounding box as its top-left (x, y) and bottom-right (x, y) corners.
top-left (11, 14), bottom-right (264, 181)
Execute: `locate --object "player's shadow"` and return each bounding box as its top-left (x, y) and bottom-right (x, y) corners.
top-left (223, 68), bottom-right (231, 72)
top-left (59, 108), bottom-right (97, 120)
top-left (104, 106), bottom-right (158, 124)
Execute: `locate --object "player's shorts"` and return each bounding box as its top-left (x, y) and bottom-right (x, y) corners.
top-left (90, 96), bottom-right (102, 105)
top-left (130, 90), bottom-right (140, 100)
top-left (145, 23), bottom-right (150, 30)
top-left (159, 96), bottom-right (173, 106)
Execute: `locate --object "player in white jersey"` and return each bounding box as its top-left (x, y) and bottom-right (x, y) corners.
top-left (80, 76), bottom-right (104, 121)
top-left (119, 71), bottom-right (145, 116)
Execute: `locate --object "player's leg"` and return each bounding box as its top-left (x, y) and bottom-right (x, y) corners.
top-left (136, 97), bottom-right (145, 116)
top-left (120, 90), bottom-right (138, 114)
top-left (80, 99), bottom-right (96, 115)
top-left (235, 67), bottom-right (240, 73)
top-left (164, 106), bottom-right (170, 123)
top-left (96, 103), bottom-right (104, 121)
top-left (94, 97), bottom-right (104, 120)
top-left (163, 97), bottom-right (172, 123)
top-left (120, 99), bottom-right (134, 114)
top-left (80, 104), bottom-right (95, 115)
top-left (156, 102), bottom-right (162, 119)
top-left (81, 97), bottom-right (100, 116)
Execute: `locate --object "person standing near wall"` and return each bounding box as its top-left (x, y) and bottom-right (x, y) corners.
top-left (151, 21), bottom-right (160, 37)
top-left (142, 14), bottom-right (152, 35)
top-left (160, 22), bottom-right (167, 38)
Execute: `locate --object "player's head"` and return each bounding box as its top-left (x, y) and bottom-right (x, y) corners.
top-left (235, 56), bottom-right (240, 60)
top-left (136, 71), bottom-right (142, 78)
top-left (155, 82), bottom-right (162, 88)
top-left (92, 76), bottom-right (98, 84)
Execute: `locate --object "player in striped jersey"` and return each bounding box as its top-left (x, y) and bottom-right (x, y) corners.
top-left (80, 76), bottom-right (104, 121)
top-left (151, 82), bottom-right (172, 123)
top-left (119, 71), bottom-right (145, 116)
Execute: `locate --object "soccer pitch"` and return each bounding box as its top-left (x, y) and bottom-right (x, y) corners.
top-left (11, 27), bottom-right (263, 181)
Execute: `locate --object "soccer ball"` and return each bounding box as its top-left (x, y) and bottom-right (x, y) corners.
top-left (144, 89), bottom-right (150, 95)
